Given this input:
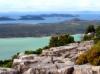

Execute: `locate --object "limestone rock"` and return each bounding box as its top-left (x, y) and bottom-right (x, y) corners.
top-left (0, 68), bottom-right (18, 74)
top-left (12, 40), bottom-right (95, 74)
top-left (74, 65), bottom-right (100, 74)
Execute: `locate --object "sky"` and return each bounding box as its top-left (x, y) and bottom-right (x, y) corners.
top-left (0, 0), bottom-right (100, 12)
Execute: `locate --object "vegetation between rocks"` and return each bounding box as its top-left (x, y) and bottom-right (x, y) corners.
top-left (0, 59), bottom-right (12, 68)
top-left (76, 41), bottom-right (100, 65)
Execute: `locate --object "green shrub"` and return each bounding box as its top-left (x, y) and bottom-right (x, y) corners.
top-left (49, 36), bottom-right (59, 47)
top-left (0, 59), bottom-right (12, 68)
top-left (12, 52), bottom-right (19, 59)
top-left (49, 34), bottom-right (74, 47)
top-left (85, 25), bottom-right (95, 34)
top-left (35, 48), bottom-right (43, 54)
top-left (43, 46), bottom-right (50, 49)
top-left (25, 50), bottom-right (34, 54)
top-left (25, 48), bottom-right (43, 55)
top-left (83, 34), bottom-right (93, 41)
top-left (83, 25), bottom-right (95, 41)
top-left (94, 26), bottom-right (100, 43)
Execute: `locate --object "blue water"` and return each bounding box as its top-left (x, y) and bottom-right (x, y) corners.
top-left (0, 17), bottom-right (72, 24)
top-left (0, 34), bottom-right (83, 60)
top-left (72, 34), bottom-right (84, 42)
top-left (0, 13), bottom-right (100, 24)
top-left (78, 14), bottom-right (100, 20)
top-left (0, 37), bottom-right (50, 60)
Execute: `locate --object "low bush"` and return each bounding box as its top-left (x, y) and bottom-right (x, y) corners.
top-left (76, 53), bottom-right (88, 65)
top-left (76, 41), bottom-right (100, 66)
top-left (94, 26), bottom-right (100, 43)
top-left (0, 59), bottom-right (12, 68)
top-left (25, 48), bottom-right (43, 55)
top-left (12, 52), bottom-right (19, 59)
top-left (86, 42), bottom-right (100, 65)
top-left (83, 34), bottom-right (94, 41)
top-left (49, 34), bottom-right (74, 47)
top-left (85, 25), bottom-right (95, 34)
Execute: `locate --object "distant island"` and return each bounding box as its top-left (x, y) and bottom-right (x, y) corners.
top-left (19, 15), bottom-right (44, 20)
top-left (40, 14), bottom-right (76, 17)
top-left (0, 14), bottom-right (76, 21)
top-left (0, 17), bottom-right (15, 21)
top-left (18, 14), bottom-right (76, 20)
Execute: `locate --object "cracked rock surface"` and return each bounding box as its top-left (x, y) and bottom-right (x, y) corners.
top-left (1, 40), bottom-right (99, 74)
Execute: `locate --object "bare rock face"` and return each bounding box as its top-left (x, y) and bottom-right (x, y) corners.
top-left (0, 68), bottom-right (18, 74)
top-left (13, 55), bottom-right (75, 74)
top-left (23, 66), bottom-right (74, 74)
top-left (74, 65), bottom-right (100, 74)
top-left (12, 40), bottom-right (96, 74)
top-left (42, 40), bottom-right (94, 61)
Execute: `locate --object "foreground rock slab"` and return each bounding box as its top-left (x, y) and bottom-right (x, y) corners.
top-left (12, 40), bottom-right (95, 74)
top-left (0, 67), bottom-right (18, 74)
top-left (74, 65), bottom-right (100, 74)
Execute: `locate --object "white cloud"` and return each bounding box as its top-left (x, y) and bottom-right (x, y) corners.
top-left (0, 0), bottom-right (99, 12)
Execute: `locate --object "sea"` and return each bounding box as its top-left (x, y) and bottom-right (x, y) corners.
top-left (0, 13), bottom-right (100, 24)
top-left (0, 34), bottom-right (83, 60)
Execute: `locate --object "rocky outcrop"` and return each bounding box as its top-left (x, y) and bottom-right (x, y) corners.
top-left (0, 68), bottom-right (18, 74)
top-left (11, 40), bottom-right (96, 74)
top-left (23, 66), bottom-right (74, 74)
top-left (42, 40), bottom-right (94, 61)
top-left (74, 65), bottom-right (100, 74)
top-left (0, 40), bottom-right (95, 74)
top-left (13, 55), bottom-right (75, 74)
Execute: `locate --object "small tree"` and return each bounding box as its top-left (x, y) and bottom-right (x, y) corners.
top-left (96, 26), bottom-right (100, 39)
top-left (85, 25), bottom-right (95, 34)
top-left (83, 35), bottom-right (93, 41)
top-left (83, 25), bottom-right (95, 41)
top-left (49, 36), bottom-right (59, 47)
top-left (94, 26), bottom-right (100, 43)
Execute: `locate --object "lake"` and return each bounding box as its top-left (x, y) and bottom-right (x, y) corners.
top-left (0, 34), bottom-right (83, 60)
